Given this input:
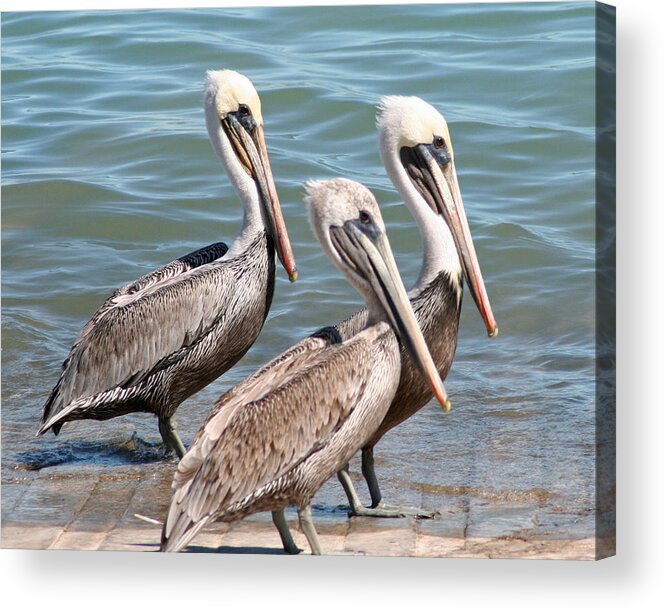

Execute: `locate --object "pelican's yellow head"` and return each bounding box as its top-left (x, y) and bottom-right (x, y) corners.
top-left (205, 69), bottom-right (264, 126)
top-left (377, 96), bottom-right (452, 156)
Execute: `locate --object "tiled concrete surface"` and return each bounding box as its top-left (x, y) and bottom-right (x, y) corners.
top-left (1, 462), bottom-right (599, 559)
top-left (1, 521), bottom-right (597, 559)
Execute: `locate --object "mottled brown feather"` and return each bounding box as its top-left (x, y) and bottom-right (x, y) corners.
top-left (39, 234), bottom-right (274, 434)
top-left (164, 324), bottom-right (399, 546)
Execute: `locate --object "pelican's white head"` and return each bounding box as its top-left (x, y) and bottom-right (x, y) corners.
top-left (204, 69), bottom-right (264, 126)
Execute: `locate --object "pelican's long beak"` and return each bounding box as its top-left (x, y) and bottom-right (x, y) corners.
top-left (414, 145), bottom-right (498, 338)
top-left (330, 221), bottom-right (451, 411)
top-left (224, 115), bottom-right (298, 282)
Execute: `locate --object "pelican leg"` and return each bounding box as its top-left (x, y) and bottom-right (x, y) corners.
top-left (337, 450), bottom-right (410, 518)
top-left (337, 464), bottom-right (367, 515)
top-left (272, 510), bottom-right (302, 555)
top-left (297, 505), bottom-right (323, 556)
top-left (340, 448), bottom-right (440, 519)
top-left (362, 446), bottom-right (383, 507)
top-left (158, 416), bottom-right (187, 459)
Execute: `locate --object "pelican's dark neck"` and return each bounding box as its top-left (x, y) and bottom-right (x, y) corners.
top-left (412, 269), bottom-right (463, 323)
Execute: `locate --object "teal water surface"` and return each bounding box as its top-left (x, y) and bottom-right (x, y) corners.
top-left (2, 3), bottom-right (599, 541)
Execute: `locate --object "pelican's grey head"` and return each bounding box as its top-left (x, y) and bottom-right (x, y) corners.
top-left (304, 177), bottom-right (450, 411)
top-left (305, 178), bottom-right (385, 289)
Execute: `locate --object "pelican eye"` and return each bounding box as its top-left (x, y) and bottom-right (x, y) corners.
top-left (359, 210), bottom-right (372, 224)
top-left (433, 135), bottom-right (445, 149)
top-left (239, 104), bottom-right (251, 117)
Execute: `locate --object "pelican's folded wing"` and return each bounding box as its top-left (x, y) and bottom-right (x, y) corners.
top-left (40, 242), bottom-right (230, 430)
top-left (163, 328), bottom-right (386, 548)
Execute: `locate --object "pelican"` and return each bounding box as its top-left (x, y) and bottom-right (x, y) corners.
top-left (331, 96), bottom-right (498, 517)
top-left (160, 178), bottom-right (449, 554)
top-left (37, 70), bottom-right (298, 458)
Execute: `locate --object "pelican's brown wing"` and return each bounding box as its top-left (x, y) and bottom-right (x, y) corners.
top-left (193, 328), bottom-right (343, 437)
top-left (162, 326), bottom-right (387, 551)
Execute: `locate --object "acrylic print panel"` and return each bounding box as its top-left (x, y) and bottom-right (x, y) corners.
top-left (1, 2), bottom-right (615, 559)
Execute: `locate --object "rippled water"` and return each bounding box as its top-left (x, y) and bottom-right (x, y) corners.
top-left (2, 3), bottom-right (599, 540)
